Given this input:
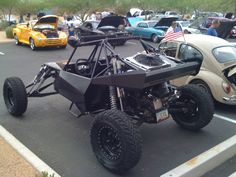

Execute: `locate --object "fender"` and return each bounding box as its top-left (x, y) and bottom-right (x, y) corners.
top-left (187, 70), bottom-right (228, 103)
top-left (12, 27), bottom-right (21, 37)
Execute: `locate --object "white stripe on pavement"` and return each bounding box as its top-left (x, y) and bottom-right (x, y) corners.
top-left (127, 41), bottom-right (137, 45)
top-left (0, 125), bottom-right (61, 177)
top-left (229, 171), bottom-right (236, 177)
top-left (0, 52), bottom-right (5, 55)
top-left (214, 114), bottom-right (236, 124)
top-left (161, 135), bottom-right (236, 177)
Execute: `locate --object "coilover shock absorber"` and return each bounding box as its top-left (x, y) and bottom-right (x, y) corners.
top-left (109, 84), bottom-right (118, 109)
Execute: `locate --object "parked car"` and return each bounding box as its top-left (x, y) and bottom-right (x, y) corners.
top-left (125, 20), bottom-right (165, 42)
top-left (126, 17), bottom-right (178, 43)
top-left (206, 17), bottom-right (236, 38)
top-left (12, 15), bottom-right (68, 50)
top-left (176, 20), bottom-right (201, 34)
top-left (132, 10), bottom-right (154, 19)
top-left (158, 34), bottom-right (236, 105)
top-left (164, 11), bottom-right (180, 18)
top-left (75, 16), bottom-right (130, 45)
top-left (64, 15), bottom-right (82, 28)
top-left (190, 16), bottom-right (236, 38)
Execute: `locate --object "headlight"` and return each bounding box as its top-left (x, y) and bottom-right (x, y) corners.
top-left (37, 38), bottom-right (42, 41)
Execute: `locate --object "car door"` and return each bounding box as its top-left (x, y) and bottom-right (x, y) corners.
top-left (135, 22), bottom-right (149, 38)
top-left (20, 23), bottom-right (32, 43)
top-left (171, 43), bottom-right (203, 86)
top-left (159, 41), bottom-right (178, 58)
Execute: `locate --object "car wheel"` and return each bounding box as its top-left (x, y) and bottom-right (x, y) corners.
top-left (151, 34), bottom-right (158, 43)
top-left (169, 84), bottom-right (214, 131)
top-left (191, 79), bottom-right (212, 97)
top-left (29, 38), bottom-right (37, 50)
top-left (60, 45), bottom-right (67, 49)
top-left (3, 77), bottom-right (28, 116)
top-left (14, 35), bottom-right (21, 45)
top-left (90, 109), bottom-right (142, 174)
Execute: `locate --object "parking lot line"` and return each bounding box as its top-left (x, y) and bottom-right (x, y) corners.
top-left (127, 41), bottom-right (137, 45)
top-left (0, 52), bottom-right (5, 55)
top-left (214, 114), bottom-right (236, 124)
top-left (0, 125), bottom-right (61, 177)
top-left (229, 171), bottom-right (236, 177)
top-left (160, 135), bottom-right (236, 177)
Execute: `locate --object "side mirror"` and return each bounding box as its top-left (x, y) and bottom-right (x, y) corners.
top-left (26, 22), bottom-right (29, 28)
top-left (68, 36), bottom-right (80, 48)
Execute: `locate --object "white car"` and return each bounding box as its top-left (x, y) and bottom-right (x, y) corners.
top-left (132, 9), bottom-right (154, 20)
top-left (176, 20), bottom-right (201, 34)
top-left (64, 16), bottom-right (82, 28)
top-left (159, 34), bottom-right (236, 105)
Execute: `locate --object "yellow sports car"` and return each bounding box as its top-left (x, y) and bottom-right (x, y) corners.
top-left (13, 15), bottom-right (68, 50)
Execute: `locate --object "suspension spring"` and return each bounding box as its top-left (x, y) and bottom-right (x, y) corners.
top-left (109, 85), bottom-right (117, 109)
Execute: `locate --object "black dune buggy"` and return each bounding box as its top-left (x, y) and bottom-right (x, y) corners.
top-left (3, 37), bottom-right (214, 174)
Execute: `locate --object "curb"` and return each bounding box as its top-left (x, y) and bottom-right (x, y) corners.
top-left (0, 125), bottom-right (61, 177)
top-left (161, 134), bottom-right (236, 177)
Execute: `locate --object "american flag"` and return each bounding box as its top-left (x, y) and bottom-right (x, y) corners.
top-left (164, 27), bottom-right (183, 41)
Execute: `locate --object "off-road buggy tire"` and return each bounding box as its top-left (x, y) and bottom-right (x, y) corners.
top-left (90, 109), bottom-right (142, 174)
top-left (170, 84), bottom-right (214, 131)
top-left (190, 79), bottom-right (212, 97)
top-left (3, 77), bottom-right (28, 116)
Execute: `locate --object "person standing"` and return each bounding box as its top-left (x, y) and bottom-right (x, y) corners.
top-left (207, 20), bottom-right (220, 37)
top-left (166, 21), bottom-right (182, 34)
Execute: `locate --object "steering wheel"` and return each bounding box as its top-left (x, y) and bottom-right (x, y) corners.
top-left (74, 59), bottom-right (92, 76)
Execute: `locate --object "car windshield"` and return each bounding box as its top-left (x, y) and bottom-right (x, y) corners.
top-left (92, 21), bottom-right (99, 29)
top-left (169, 12), bottom-right (177, 15)
top-left (212, 46), bottom-right (236, 63)
top-left (34, 24), bottom-right (55, 29)
top-left (148, 22), bottom-right (157, 27)
top-left (179, 21), bottom-right (190, 27)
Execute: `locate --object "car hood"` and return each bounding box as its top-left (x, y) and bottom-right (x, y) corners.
top-left (154, 17), bottom-right (178, 27)
top-left (228, 66), bottom-right (236, 77)
top-left (127, 17), bottom-right (143, 27)
top-left (34, 15), bottom-right (59, 28)
top-left (221, 62), bottom-right (236, 73)
top-left (97, 16), bottom-right (125, 28)
top-left (216, 20), bottom-right (236, 39)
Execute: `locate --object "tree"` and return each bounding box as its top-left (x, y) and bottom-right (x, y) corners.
top-left (0, 0), bottom-right (18, 22)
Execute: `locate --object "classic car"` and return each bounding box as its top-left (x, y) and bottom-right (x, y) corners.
top-left (159, 34), bottom-right (236, 105)
top-left (75, 16), bottom-right (130, 46)
top-left (125, 20), bottom-right (165, 43)
top-left (176, 20), bottom-right (201, 34)
top-left (12, 15), bottom-right (68, 50)
top-left (189, 17), bottom-right (236, 38)
top-left (126, 17), bottom-right (178, 43)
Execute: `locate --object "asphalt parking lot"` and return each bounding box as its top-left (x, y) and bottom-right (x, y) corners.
top-left (0, 40), bottom-right (236, 177)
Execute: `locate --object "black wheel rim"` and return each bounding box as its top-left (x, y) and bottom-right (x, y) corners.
top-left (152, 35), bottom-right (158, 43)
top-left (197, 83), bottom-right (209, 93)
top-left (6, 85), bottom-right (14, 107)
top-left (97, 125), bottom-right (122, 161)
top-left (174, 94), bottom-right (199, 123)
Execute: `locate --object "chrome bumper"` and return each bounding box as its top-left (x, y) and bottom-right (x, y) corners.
top-left (223, 95), bottom-right (236, 103)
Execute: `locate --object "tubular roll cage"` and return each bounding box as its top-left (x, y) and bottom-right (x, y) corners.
top-left (25, 37), bottom-right (138, 98)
